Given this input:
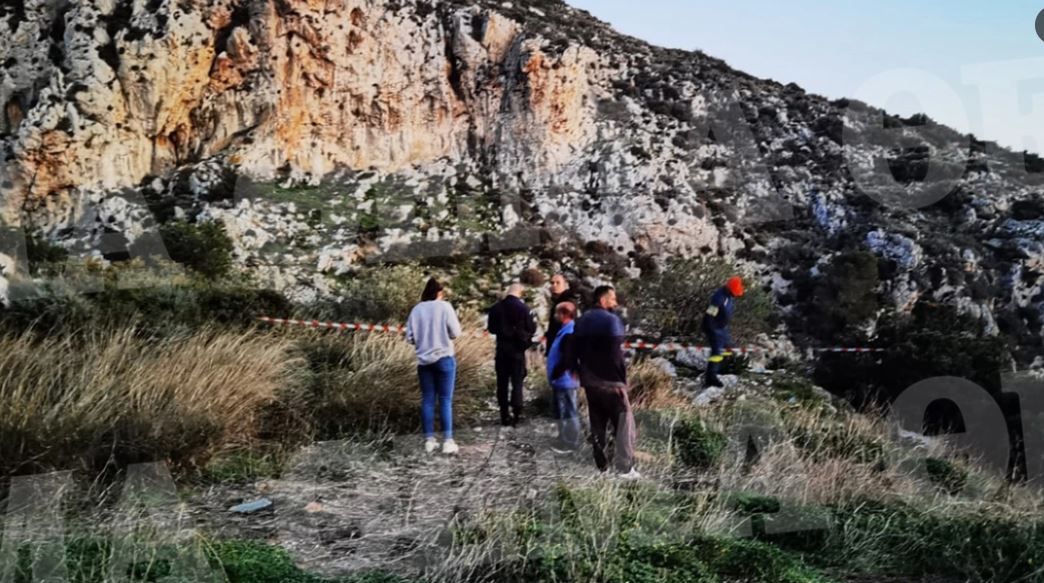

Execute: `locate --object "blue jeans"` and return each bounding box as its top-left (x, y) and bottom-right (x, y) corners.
top-left (419, 356), bottom-right (456, 439)
top-left (554, 388), bottom-right (583, 450)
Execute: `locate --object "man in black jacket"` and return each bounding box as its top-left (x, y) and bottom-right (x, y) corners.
top-left (488, 283), bottom-right (537, 426)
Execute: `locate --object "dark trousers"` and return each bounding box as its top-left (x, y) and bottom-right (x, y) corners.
top-left (583, 381), bottom-right (636, 473)
top-left (703, 323), bottom-right (730, 388)
top-left (495, 351), bottom-right (526, 423)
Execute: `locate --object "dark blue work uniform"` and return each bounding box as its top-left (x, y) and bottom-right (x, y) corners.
top-left (701, 286), bottom-right (736, 387)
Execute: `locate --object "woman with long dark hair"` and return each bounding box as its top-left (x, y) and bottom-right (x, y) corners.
top-left (405, 277), bottom-right (462, 454)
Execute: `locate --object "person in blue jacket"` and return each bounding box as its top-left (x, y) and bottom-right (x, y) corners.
top-left (702, 276), bottom-right (744, 388)
top-left (546, 301), bottom-right (582, 452)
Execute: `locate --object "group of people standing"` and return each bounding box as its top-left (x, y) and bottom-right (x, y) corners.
top-left (404, 272), bottom-right (745, 478)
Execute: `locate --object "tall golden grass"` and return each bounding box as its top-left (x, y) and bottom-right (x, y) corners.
top-left (628, 357), bottom-right (690, 410)
top-left (276, 323), bottom-right (496, 436)
top-left (0, 327), bottom-right (301, 475)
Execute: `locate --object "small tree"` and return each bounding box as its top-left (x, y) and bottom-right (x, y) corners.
top-left (804, 249), bottom-right (881, 342)
top-left (159, 220), bottom-right (234, 280)
top-left (814, 302), bottom-right (1009, 407)
top-left (24, 231), bottom-right (69, 275)
top-left (323, 263), bottom-right (431, 323)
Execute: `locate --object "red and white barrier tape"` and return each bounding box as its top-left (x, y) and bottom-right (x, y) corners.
top-left (258, 317), bottom-right (887, 354)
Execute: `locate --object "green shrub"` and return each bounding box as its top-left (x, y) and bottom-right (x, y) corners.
top-left (211, 539), bottom-right (310, 583)
top-left (692, 537), bottom-right (832, 583)
top-left (820, 502), bottom-right (1044, 582)
top-left (724, 491), bottom-right (782, 515)
top-left (771, 374), bottom-right (828, 407)
top-left (160, 220), bottom-right (234, 279)
top-left (212, 539), bottom-right (413, 583)
top-left (924, 457), bottom-right (968, 495)
top-left (796, 249), bottom-right (880, 342)
top-left (323, 264), bottom-right (430, 324)
top-left (24, 230), bottom-right (69, 275)
top-left (601, 538), bottom-right (720, 583)
top-left (0, 281), bottom-right (292, 338)
top-left (623, 257), bottom-right (776, 342)
top-left (674, 417), bottom-right (728, 471)
top-left (813, 302), bottom-right (1008, 409)
top-left (10, 536), bottom-right (413, 583)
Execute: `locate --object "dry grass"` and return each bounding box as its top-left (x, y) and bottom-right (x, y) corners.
top-left (0, 327), bottom-right (301, 475)
top-left (710, 396), bottom-right (1044, 518)
top-left (628, 357), bottom-right (690, 410)
top-left (281, 322), bottom-right (496, 436)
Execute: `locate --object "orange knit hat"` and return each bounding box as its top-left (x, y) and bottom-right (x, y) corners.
top-left (726, 276), bottom-right (745, 297)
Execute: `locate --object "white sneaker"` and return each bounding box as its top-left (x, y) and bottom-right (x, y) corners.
top-left (424, 437), bottom-right (438, 454)
top-left (617, 468), bottom-right (642, 481)
top-left (442, 439), bottom-right (459, 455)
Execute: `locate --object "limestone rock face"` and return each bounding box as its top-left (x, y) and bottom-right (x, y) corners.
top-left (1, 0), bottom-right (1042, 360)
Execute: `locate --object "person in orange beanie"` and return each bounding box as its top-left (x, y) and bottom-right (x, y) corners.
top-left (701, 276), bottom-right (744, 388)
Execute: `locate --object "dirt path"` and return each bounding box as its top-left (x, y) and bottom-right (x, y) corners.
top-left (191, 419), bottom-right (608, 577)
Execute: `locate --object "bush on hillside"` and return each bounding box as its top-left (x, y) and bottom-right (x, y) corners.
top-left (674, 416), bottom-right (728, 471)
top-left (322, 264), bottom-right (433, 324)
top-left (25, 230), bottom-right (69, 275)
top-left (790, 249), bottom-right (880, 343)
top-left (813, 302), bottom-right (1008, 408)
top-left (211, 539), bottom-right (414, 583)
top-left (159, 220), bottom-right (235, 279)
top-left (0, 280), bottom-right (292, 338)
top-left (623, 257), bottom-right (776, 342)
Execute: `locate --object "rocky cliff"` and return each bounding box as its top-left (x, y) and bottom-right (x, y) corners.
top-left (1, 0), bottom-right (1042, 363)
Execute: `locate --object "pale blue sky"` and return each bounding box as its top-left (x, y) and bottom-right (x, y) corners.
top-left (567, 1), bottom-right (1044, 154)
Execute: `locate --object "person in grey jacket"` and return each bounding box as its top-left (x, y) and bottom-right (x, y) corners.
top-left (406, 278), bottom-right (462, 455)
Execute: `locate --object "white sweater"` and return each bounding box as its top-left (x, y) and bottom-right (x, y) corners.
top-left (405, 300), bottom-right (462, 365)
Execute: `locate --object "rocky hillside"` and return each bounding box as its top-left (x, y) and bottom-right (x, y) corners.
top-left (1, 0), bottom-right (1042, 363)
